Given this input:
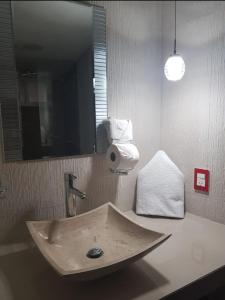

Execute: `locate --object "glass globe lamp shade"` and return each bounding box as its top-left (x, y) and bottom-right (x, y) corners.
top-left (164, 54), bottom-right (185, 81)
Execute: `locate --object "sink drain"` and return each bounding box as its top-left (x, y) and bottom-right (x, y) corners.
top-left (87, 247), bottom-right (104, 259)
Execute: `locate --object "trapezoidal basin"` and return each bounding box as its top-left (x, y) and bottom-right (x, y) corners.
top-left (27, 202), bottom-right (170, 281)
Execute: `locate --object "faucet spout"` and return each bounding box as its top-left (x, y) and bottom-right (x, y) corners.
top-left (70, 186), bottom-right (86, 200)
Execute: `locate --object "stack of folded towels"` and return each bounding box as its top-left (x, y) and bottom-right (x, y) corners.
top-left (136, 150), bottom-right (184, 218)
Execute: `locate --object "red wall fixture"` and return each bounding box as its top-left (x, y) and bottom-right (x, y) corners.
top-left (194, 168), bottom-right (209, 193)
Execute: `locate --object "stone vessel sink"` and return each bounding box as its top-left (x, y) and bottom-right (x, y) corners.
top-left (26, 203), bottom-right (170, 281)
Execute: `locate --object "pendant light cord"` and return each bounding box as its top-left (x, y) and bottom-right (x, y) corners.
top-left (174, 0), bottom-right (177, 54)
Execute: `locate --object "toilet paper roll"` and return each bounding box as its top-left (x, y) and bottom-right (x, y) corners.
top-left (106, 143), bottom-right (140, 172)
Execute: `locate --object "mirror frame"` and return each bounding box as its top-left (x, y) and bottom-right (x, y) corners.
top-left (0, 1), bottom-right (107, 161)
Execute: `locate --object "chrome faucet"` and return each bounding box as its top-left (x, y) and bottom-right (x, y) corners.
top-left (64, 173), bottom-right (86, 217)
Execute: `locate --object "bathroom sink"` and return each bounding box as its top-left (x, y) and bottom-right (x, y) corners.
top-left (26, 203), bottom-right (170, 281)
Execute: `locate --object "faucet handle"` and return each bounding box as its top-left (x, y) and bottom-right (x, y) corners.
top-left (64, 173), bottom-right (77, 189)
top-left (68, 174), bottom-right (77, 187)
top-left (69, 174), bottom-right (77, 180)
top-left (64, 173), bottom-right (77, 181)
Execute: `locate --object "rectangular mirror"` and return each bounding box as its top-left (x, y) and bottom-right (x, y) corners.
top-left (0, 1), bottom-right (107, 161)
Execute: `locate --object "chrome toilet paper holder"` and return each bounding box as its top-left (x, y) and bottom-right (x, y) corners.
top-left (110, 169), bottom-right (129, 175)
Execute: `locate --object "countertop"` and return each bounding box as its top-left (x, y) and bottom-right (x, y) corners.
top-left (125, 211), bottom-right (225, 299)
top-left (0, 212), bottom-right (225, 300)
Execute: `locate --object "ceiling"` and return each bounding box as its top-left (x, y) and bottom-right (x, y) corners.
top-left (12, 1), bottom-right (93, 62)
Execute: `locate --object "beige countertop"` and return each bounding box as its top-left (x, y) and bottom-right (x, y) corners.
top-left (126, 211), bottom-right (225, 299)
top-left (0, 212), bottom-right (225, 300)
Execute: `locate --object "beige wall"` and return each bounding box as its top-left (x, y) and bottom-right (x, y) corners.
top-left (161, 1), bottom-right (225, 223)
top-left (0, 1), bottom-right (162, 242)
top-left (1, 0), bottom-right (225, 245)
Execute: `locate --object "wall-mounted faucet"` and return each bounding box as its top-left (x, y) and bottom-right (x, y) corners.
top-left (64, 173), bottom-right (86, 217)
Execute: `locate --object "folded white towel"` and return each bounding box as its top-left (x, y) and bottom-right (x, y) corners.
top-left (136, 150), bottom-right (184, 218)
top-left (106, 119), bottom-right (133, 143)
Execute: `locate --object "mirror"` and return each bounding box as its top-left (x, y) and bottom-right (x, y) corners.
top-left (0, 1), bottom-right (107, 161)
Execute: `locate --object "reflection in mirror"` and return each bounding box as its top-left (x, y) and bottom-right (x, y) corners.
top-left (11, 1), bottom-right (96, 159)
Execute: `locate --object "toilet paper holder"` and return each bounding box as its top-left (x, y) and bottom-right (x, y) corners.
top-left (110, 169), bottom-right (129, 175)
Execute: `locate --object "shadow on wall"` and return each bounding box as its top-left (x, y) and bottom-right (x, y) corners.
top-left (0, 247), bottom-right (168, 300)
top-left (0, 210), bottom-right (46, 244)
top-left (132, 179), bottom-right (138, 211)
top-left (85, 153), bottom-right (119, 211)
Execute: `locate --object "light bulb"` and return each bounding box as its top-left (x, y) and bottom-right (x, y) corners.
top-left (164, 54), bottom-right (185, 81)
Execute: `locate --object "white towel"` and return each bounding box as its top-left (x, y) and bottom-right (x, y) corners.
top-left (136, 150), bottom-right (184, 218)
top-left (106, 119), bottom-right (133, 143)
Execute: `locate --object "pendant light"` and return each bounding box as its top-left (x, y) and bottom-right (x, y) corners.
top-left (164, 1), bottom-right (185, 81)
